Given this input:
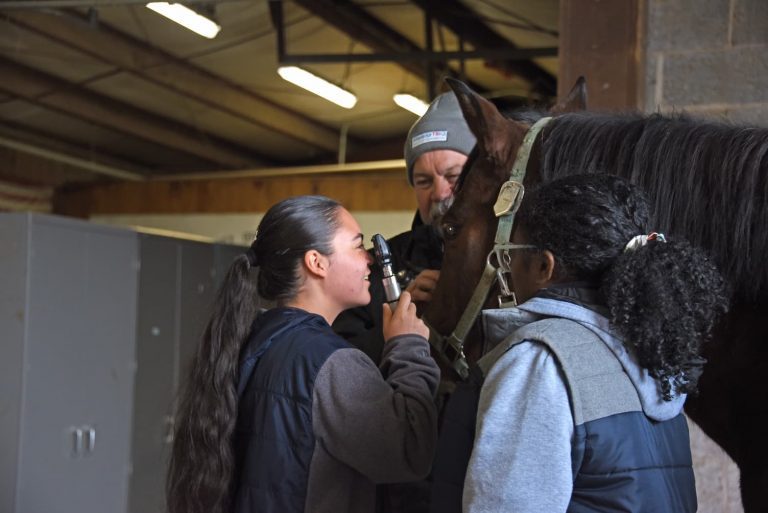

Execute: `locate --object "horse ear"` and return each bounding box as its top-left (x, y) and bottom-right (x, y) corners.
top-left (446, 77), bottom-right (523, 160)
top-left (550, 76), bottom-right (588, 114)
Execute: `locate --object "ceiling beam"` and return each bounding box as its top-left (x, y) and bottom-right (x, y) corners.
top-left (0, 135), bottom-right (144, 181)
top-left (0, 57), bottom-right (262, 169)
top-left (0, 146), bottom-right (103, 189)
top-left (3, 9), bottom-right (343, 153)
top-left (1, 0), bottom-right (236, 6)
top-left (0, 121), bottom-right (147, 188)
top-left (0, 119), bottom-right (150, 173)
top-left (409, 0), bottom-right (557, 97)
top-left (275, 46), bottom-right (558, 64)
top-left (289, 0), bottom-right (487, 96)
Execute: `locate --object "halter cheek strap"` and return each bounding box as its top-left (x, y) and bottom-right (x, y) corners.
top-left (424, 116), bottom-right (552, 380)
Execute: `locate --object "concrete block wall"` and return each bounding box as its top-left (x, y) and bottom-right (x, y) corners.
top-left (644, 0), bottom-right (768, 124)
top-left (643, 1), bottom-right (764, 511)
top-left (688, 418), bottom-right (744, 513)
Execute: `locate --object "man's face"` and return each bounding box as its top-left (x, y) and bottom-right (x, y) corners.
top-left (412, 149), bottom-right (468, 225)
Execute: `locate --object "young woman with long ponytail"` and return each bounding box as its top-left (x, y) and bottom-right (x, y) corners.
top-left (167, 195), bottom-right (439, 513)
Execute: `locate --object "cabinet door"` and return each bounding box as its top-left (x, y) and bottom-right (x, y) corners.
top-left (128, 235), bottom-right (179, 513)
top-left (17, 217), bottom-right (137, 513)
top-left (177, 242), bottom-right (215, 393)
top-left (213, 242), bottom-right (246, 289)
top-left (0, 215), bottom-right (28, 513)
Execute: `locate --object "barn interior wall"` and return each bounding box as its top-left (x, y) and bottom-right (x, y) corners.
top-left (93, 211), bottom-right (416, 249)
top-left (560, 0), bottom-right (755, 511)
top-left (643, 0), bottom-right (768, 122)
top-left (643, 1), bottom-right (755, 512)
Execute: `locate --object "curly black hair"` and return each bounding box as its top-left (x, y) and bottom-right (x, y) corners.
top-left (517, 174), bottom-right (728, 400)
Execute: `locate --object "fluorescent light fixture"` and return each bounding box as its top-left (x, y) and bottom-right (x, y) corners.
top-left (146, 2), bottom-right (221, 39)
top-left (393, 93), bottom-right (429, 116)
top-left (277, 66), bottom-right (357, 109)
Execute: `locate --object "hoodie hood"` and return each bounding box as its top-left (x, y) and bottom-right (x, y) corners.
top-left (481, 294), bottom-right (685, 422)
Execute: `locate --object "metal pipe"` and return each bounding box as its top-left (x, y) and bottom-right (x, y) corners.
top-left (338, 123), bottom-right (349, 165)
top-left (0, 0), bottom-right (238, 7)
top-left (268, 0), bottom-right (285, 62)
top-left (278, 47), bottom-right (558, 65)
top-left (0, 136), bottom-right (145, 181)
top-left (424, 3), bottom-right (434, 100)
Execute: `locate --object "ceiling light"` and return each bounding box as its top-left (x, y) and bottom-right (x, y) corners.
top-left (393, 93), bottom-right (429, 116)
top-left (277, 66), bottom-right (357, 109)
top-left (146, 2), bottom-right (221, 39)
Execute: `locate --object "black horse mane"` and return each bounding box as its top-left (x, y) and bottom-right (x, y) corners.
top-left (537, 112), bottom-right (768, 304)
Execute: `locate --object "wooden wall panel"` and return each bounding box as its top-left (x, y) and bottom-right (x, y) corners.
top-left (559, 0), bottom-right (644, 109)
top-left (53, 172), bottom-right (415, 217)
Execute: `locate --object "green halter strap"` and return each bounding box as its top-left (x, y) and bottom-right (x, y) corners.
top-left (424, 116), bottom-right (552, 380)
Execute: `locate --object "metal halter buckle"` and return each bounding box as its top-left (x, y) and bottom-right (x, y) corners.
top-left (488, 244), bottom-right (537, 307)
top-left (493, 180), bottom-right (525, 217)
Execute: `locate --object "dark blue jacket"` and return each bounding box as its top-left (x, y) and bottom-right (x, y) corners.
top-left (232, 307), bottom-right (347, 513)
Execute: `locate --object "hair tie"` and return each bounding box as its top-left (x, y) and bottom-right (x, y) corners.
top-left (245, 248), bottom-right (259, 268)
top-left (624, 232), bottom-right (667, 253)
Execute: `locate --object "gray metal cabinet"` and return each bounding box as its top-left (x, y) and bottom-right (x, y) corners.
top-left (128, 235), bottom-right (179, 513)
top-left (0, 215), bottom-right (246, 513)
top-left (214, 242), bottom-right (247, 287)
top-left (0, 214), bottom-right (138, 513)
top-left (127, 237), bottom-right (245, 513)
top-left (178, 241), bottom-right (216, 385)
top-left (178, 241), bottom-right (244, 391)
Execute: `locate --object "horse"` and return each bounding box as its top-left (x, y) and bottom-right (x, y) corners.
top-left (423, 78), bottom-right (768, 512)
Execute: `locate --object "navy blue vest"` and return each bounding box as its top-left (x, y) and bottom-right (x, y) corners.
top-left (430, 317), bottom-right (696, 513)
top-left (232, 307), bottom-right (348, 513)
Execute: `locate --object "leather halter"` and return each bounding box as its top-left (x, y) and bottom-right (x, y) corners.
top-left (423, 116), bottom-right (552, 380)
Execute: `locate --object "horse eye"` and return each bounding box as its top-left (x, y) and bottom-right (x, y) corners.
top-left (442, 223), bottom-right (458, 239)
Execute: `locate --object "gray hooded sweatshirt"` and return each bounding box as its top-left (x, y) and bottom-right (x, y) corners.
top-left (462, 296), bottom-right (689, 513)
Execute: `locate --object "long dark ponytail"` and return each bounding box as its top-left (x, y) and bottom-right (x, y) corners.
top-left (517, 174), bottom-right (728, 400)
top-left (166, 195), bottom-right (342, 513)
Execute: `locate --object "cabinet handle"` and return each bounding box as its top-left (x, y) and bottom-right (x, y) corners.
top-left (71, 427), bottom-right (83, 456)
top-left (86, 427), bottom-right (96, 453)
top-left (164, 415), bottom-right (175, 444)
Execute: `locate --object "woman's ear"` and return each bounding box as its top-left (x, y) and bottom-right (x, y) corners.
top-left (303, 249), bottom-right (329, 278)
top-left (536, 250), bottom-right (556, 285)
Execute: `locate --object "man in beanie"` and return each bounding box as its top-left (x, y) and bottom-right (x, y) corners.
top-left (405, 91), bottom-right (477, 234)
top-left (332, 90), bottom-right (475, 513)
top-left (333, 91), bottom-right (476, 364)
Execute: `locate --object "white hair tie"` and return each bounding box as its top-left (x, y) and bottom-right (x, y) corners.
top-left (624, 232), bottom-right (667, 252)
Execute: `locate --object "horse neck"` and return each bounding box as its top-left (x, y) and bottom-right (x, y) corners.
top-left (539, 112), bottom-right (768, 304)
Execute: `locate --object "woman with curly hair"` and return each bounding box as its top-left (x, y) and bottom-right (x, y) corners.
top-left (431, 174), bottom-right (728, 513)
top-left (166, 195), bottom-right (439, 513)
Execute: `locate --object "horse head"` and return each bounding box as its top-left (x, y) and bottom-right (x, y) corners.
top-left (424, 79), bottom-right (768, 510)
top-left (423, 78), bottom-right (586, 374)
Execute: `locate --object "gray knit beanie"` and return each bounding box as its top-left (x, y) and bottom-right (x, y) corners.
top-left (404, 91), bottom-right (476, 185)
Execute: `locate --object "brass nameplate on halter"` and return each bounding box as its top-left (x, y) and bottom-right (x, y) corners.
top-left (494, 180), bottom-right (525, 217)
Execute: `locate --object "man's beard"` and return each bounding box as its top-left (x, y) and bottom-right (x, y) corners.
top-left (427, 197), bottom-right (454, 227)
